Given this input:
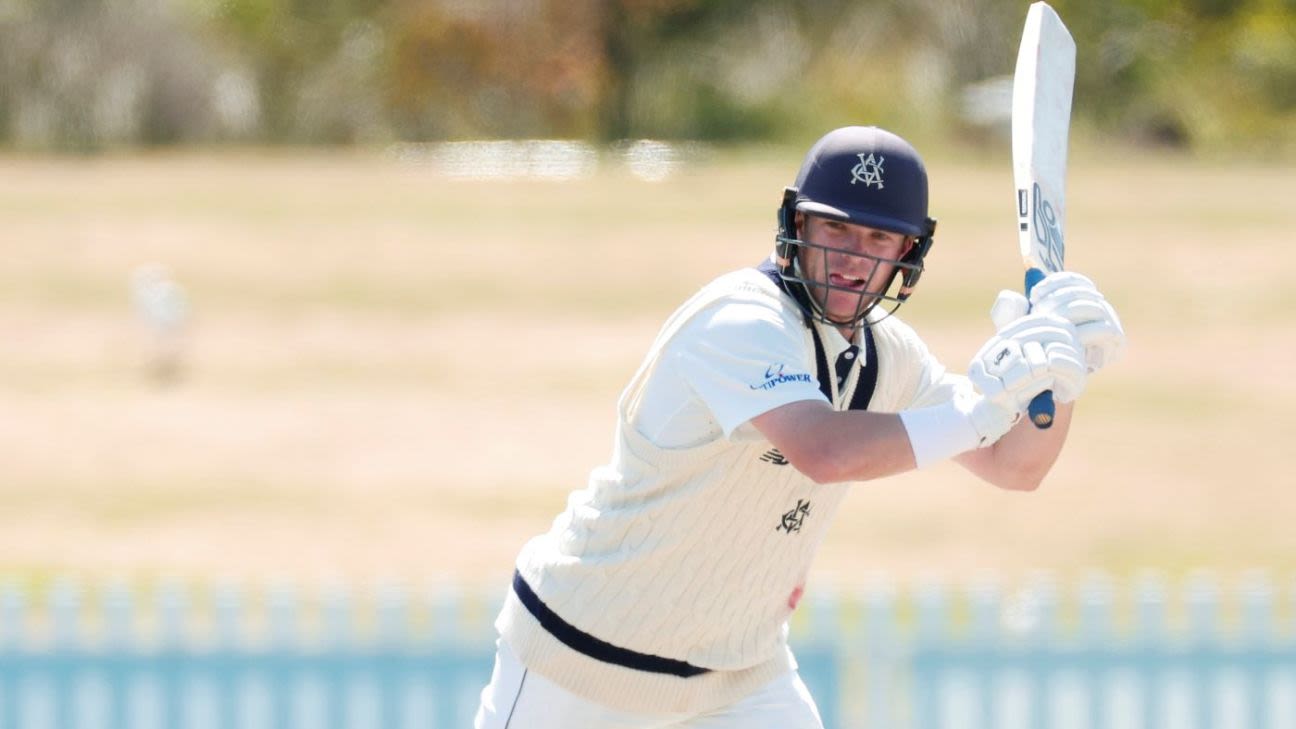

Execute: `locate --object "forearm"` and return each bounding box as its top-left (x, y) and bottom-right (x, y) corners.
top-left (807, 410), bottom-right (918, 483)
top-left (752, 392), bottom-right (1074, 488)
top-left (955, 401), bottom-right (1074, 490)
top-left (751, 401), bottom-right (917, 484)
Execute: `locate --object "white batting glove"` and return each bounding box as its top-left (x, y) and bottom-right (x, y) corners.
top-left (900, 314), bottom-right (1082, 461)
top-left (969, 312), bottom-right (1087, 411)
top-left (954, 386), bottom-right (1021, 448)
top-left (1027, 272), bottom-right (1126, 374)
top-left (900, 308), bottom-right (1087, 464)
top-left (990, 289), bottom-right (1030, 328)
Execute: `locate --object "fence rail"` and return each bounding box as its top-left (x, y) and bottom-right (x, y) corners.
top-left (0, 572), bottom-right (1292, 728)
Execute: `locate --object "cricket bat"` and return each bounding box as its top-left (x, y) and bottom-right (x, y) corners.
top-left (1012, 1), bottom-right (1074, 429)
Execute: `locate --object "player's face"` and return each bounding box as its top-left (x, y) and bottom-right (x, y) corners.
top-left (795, 213), bottom-right (912, 325)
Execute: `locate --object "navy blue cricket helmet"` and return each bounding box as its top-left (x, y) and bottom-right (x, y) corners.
top-left (775, 126), bottom-right (938, 329)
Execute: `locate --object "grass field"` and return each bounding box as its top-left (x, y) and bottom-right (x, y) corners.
top-left (1, 145), bottom-right (1292, 595)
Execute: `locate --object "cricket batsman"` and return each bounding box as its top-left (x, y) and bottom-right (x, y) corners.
top-left (474, 126), bottom-right (1125, 728)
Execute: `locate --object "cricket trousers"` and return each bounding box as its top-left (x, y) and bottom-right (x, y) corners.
top-left (473, 640), bottom-right (824, 729)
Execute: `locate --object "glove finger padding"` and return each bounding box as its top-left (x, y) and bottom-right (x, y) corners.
top-left (1027, 271), bottom-right (1096, 305)
top-left (990, 290), bottom-right (1030, 330)
top-left (1041, 337), bottom-right (1087, 403)
top-left (1028, 272), bottom-right (1126, 373)
top-left (969, 313), bottom-right (1086, 411)
top-left (1075, 314), bottom-right (1125, 372)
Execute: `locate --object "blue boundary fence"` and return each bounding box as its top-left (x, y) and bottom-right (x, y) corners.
top-left (1, 572), bottom-right (1293, 728)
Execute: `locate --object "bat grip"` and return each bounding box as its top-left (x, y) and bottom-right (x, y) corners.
top-left (1024, 267), bottom-right (1055, 429)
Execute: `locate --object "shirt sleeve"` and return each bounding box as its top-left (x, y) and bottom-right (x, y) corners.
top-left (668, 298), bottom-right (827, 437)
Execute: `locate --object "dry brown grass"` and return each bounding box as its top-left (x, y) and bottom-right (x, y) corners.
top-left (1, 146), bottom-right (1292, 593)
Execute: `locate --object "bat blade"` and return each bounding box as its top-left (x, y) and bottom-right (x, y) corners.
top-left (1012, 1), bottom-right (1075, 428)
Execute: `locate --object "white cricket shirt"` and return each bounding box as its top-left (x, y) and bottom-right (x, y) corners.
top-left (496, 264), bottom-right (965, 715)
top-left (634, 284), bottom-right (871, 448)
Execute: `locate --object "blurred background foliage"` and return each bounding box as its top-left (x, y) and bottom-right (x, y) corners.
top-left (0, 0), bottom-right (1292, 154)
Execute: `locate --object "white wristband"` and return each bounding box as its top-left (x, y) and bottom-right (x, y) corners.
top-left (899, 398), bottom-right (983, 469)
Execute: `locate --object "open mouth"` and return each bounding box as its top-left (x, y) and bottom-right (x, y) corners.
top-left (829, 272), bottom-right (868, 290)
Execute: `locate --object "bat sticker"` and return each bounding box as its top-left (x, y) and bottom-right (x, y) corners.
top-left (1031, 182), bottom-right (1066, 272)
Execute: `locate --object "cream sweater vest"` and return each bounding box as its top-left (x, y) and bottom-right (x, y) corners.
top-left (497, 268), bottom-right (936, 714)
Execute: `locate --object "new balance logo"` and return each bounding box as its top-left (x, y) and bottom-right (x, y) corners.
top-left (760, 449), bottom-right (789, 466)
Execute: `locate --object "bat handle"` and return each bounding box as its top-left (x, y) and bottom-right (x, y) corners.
top-left (1024, 267), bottom-right (1055, 429)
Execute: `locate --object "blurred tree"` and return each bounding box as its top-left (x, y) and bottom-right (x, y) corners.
top-left (596, 0), bottom-right (782, 141)
top-left (1054, 0), bottom-right (1296, 151)
top-left (385, 0), bottom-right (606, 140)
top-left (0, 0), bottom-right (1291, 152)
top-left (0, 0), bottom-right (228, 150)
top-left (204, 0), bottom-right (391, 142)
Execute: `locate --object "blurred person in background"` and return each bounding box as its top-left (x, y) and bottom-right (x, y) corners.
top-left (475, 126), bottom-right (1125, 728)
top-left (131, 263), bottom-right (190, 385)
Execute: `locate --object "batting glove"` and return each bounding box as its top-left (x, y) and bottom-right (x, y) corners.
top-left (901, 313), bottom-right (1082, 461)
top-left (1027, 272), bottom-right (1126, 374)
top-left (969, 312), bottom-right (1087, 412)
top-left (989, 289), bottom-right (1030, 328)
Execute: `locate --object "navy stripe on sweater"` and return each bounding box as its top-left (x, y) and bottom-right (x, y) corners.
top-left (512, 571), bottom-right (711, 678)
